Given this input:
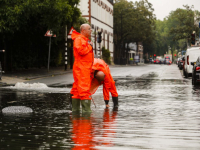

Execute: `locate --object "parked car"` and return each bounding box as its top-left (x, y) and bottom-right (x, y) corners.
top-left (184, 47), bottom-right (200, 78)
top-left (160, 59), bottom-right (165, 64)
top-left (178, 56), bottom-right (185, 70)
top-left (165, 58), bottom-right (172, 65)
top-left (149, 58), bottom-right (153, 63)
top-left (154, 59), bottom-right (161, 64)
top-left (164, 56), bottom-right (172, 65)
top-left (191, 57), bottom-right (200, 85)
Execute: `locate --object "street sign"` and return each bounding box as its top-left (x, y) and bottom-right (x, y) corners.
top-left (44, 30), bottom-right (56, 37)
top-left (68, 27), bottom-right (74, 35)
top-left (44, 30), bottom-right (56, 71)
top-left (68, 27), bottom-right (74, 39)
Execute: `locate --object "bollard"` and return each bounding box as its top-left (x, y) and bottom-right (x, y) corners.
top-left (0, 50), bottom-right (5, 80)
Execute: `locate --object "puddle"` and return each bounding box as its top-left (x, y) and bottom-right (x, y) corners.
top-left (1, 74), bottom-right (200, 149)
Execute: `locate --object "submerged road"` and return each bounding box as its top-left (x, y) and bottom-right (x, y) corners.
top-left (25, 64), bottom-right (184, 87)
top-left (1, 64), bottom-right (200, 150)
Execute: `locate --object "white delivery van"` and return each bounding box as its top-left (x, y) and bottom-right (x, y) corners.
top-left (184, 46), bottom-right (200, 78)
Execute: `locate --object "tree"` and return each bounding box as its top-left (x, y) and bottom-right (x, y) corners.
top-left (0, 0), bottom-right (81, 70)
top-left (114, 0), bottom-right (156, 64)
top-left (0, 0), bottom-right (80, 35)
top-left (169, 5), bottom-right (200, 42)
top-left (143, 5), bottom-right (200, 60)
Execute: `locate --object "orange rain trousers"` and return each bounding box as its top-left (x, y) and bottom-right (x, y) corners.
top-left (90, 58), bottom-right (118, 100)
top-left (70, 30), bottom-right (93, 100)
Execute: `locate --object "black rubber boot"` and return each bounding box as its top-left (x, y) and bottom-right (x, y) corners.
top-left (72, 98), bottom-right (80, 112)
top-left (112, 97), bottom-right (118, 108)
top-left (104, 100), bottom-right (109, 108)
top-left (81, 100), bottom-right (92, 113)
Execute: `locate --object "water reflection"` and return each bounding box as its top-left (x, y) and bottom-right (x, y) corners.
top-left (71, 108), bottom-right (118, 149)
top-left (1, 76), bottom-right (200, 149)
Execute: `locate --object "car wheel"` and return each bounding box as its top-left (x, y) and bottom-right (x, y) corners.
top-left (184, 70), bottom-right (188, 78)
top-left (192, 75), bottom-right (194, 85)
top-left (192, 75), bottom-right (197, 85)
top-left (185, 71), bottom-right (188, 78)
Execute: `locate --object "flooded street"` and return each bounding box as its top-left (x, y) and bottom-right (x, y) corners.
top-left (1, 65), bottom-right (200, 149)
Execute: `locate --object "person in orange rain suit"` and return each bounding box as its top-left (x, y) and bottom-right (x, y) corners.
top-left (90, 58), bottom-right (119, 108)
top-left (70, 24), bottom-right (94, 113)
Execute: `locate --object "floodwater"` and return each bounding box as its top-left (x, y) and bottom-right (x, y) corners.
top-left (1, 72), bottom-right (200, 149)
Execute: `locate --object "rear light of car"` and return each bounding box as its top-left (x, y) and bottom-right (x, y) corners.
top-left (154, 60), bottom-right (156, 62)
top-left (196, 67), bottom-right (200, 71)
top-left (187, 56), bottom-right (189, 65)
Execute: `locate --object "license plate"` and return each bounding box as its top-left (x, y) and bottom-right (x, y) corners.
top-left (196, 73), bottom-right (200, 75)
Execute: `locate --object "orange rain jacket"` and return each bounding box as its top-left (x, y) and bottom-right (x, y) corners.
top-left (90, 58), bottom-right (118, 100)
top-left (70, 30), bottom-right (94, 100)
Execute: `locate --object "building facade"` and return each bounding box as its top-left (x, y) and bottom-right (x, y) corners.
top-left (78, 0), bottom-right (114, 62)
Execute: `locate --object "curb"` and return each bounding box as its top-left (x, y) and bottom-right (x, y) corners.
top-left (3, 70), bottom-right (73, 80)
top-left (23, 70), bottom-right (72, 80)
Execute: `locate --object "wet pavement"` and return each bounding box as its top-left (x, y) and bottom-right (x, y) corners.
top-left (1, 64), bottom-right (200, 149)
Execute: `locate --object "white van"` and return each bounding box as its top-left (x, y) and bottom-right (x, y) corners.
top-left (184, 46), bottom-right (200, 78)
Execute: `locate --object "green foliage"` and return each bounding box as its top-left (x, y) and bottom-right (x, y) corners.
top-left (114, 0), bottom-right (156, 61)
top-left (102, 47), bottom-right (111, 64)
top-left (169, 5), bottom-right (199, 41)
top-left (114, 1), bottom-right (200, 63)
top-left (0, 0), bottom-right (81, 70)
top-left (143, 5), bottom-right (200, 59)
top-left (73, 17), bottom-right (89, 32)
top-left (129, 58), bottom-right (133, 61)
top-left (0, 0), bottom-right (81, 35)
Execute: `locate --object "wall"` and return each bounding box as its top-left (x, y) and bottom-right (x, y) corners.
top-left (78, 0), bottom-right (114, 62)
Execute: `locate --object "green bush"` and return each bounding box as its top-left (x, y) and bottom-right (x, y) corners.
top-left (129, 58), bottom-right (133, 61)
top-left (102, 47), bottom-right (111, 64)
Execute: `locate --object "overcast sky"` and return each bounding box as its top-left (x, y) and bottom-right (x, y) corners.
top-left (129, 0), bottom-right (200, 20)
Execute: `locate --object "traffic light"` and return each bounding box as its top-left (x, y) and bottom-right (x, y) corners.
top-left (154, 54), bottom-right (156, 57)
top-left (97, 31), bottom-right (102, 43)
top-left (174, 54), bottom-right (176, 57)
top-left (191, 33), bottom-right (195, 45)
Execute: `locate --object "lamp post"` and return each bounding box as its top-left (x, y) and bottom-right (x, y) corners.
top-left (0, 50), bottom-right (5, 79)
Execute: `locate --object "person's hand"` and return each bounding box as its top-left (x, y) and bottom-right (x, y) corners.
top-left (106, 104), bottom-right (109, 108)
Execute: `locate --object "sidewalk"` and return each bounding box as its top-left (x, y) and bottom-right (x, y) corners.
top-left (0, 66), bottom-right (72, 85)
